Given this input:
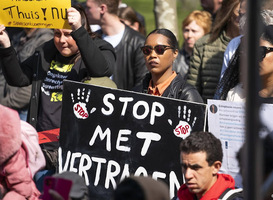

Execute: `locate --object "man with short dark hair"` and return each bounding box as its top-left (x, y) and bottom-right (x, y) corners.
top-left (177, 131), bottom-right (243, 200)
top-left (85, 0), bottom-right (147, 90)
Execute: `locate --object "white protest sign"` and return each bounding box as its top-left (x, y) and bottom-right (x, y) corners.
top-left (208, 99), bottom-right (273, 188)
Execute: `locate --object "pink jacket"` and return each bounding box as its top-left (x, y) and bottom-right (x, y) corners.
top-left (0, 147), bottom-right (40, 200)
top-left (0, 105), bottom-right (40, 199)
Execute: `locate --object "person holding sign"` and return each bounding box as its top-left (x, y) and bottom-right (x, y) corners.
top-left (0, 4), bottom-right (115, 132)
top-left (135, 28), bottom-right (203, 103)
top-left (176, 131), bottom-right (243, 200)
top-left (0, 4), bottom-right (116, 178)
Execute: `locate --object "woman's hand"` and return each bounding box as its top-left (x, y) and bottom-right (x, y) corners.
top-left (67, 7), bottom-right (82, 31)
top-left (0, 25), bottom-right (11, 48)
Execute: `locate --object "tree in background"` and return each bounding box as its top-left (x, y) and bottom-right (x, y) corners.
top-left (154, 0), bottom-right (178, 38)
top-left (154, 0), bottom-right (201, 46)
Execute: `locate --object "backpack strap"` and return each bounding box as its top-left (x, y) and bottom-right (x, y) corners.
top-left (219, 188), bottom-right (243, 200)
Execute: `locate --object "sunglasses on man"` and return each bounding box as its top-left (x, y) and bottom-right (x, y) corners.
top-left (141, 45), bottom-right (174, 56)
top-left (259, 46), bottom-right (273, 62)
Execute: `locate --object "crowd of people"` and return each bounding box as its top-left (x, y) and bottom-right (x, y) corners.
top-left (0, 0), bottom-right (272, 199)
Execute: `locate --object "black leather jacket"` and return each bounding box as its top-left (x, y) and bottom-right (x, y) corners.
top-left (135, 73), bottom-right (203, 103)
top-left (112, 25), bottom-right (147, 90)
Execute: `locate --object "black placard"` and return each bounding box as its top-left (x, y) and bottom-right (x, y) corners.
top-left (59, 80), bottom-right (207, 199)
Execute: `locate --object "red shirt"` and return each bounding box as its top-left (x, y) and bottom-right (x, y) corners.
top-left (177, 174), bottom-right (235, 200)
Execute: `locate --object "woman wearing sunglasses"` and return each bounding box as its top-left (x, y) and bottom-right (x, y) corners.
top-left (216, 25), bottom-right (273, 102)
top-left (259, 28), bottom-right (273, 99)
top-left (134, 28), bottom-right (203, 103)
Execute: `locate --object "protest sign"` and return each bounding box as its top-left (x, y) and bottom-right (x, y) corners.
top-left (59, 80), bottom-right (207, 199)
top-left (208, 99), bottom-right (245, 188)
top-left (0, 0), bottom-right (71, 29)
top-left (208, 99), bottom-right (273, 188)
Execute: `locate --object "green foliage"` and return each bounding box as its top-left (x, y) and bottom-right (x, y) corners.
top-left (122, 0), bottom-right (201, 48)
top-left (122, 0), bottom-right (155, 36)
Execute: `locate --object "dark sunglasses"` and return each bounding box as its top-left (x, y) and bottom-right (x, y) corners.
top-left (141, 45), bottom-right (174, 55)
top-left (259, 46), bottom-right (273, 61)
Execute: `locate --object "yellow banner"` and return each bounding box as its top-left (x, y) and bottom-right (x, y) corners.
top-left (0, 0), bottom-right (71, 29)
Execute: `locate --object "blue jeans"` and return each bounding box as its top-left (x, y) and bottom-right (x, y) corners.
top-left (19, 109), bottom-right (28, 121)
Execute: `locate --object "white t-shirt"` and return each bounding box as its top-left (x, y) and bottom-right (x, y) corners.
top-left (102, 28), bottom-right (125, 48)
top-left (226, 83), bottom-right (245, 102)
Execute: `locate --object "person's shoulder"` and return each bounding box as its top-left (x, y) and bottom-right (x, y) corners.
top-left (219, 188), bottom-right (244, 200)
top-left (33, 39), bottom-right (56, 60)
top-left (93, 37), bottom-right (115, 50)
top-left (182, 84), bottom-right (203, 103)
top-left (177, 184), bottom-right (193, 200)
top-left (230, 35), bottom-right (243, 44)
top-left (132, 73), bottom-right (150, 93)
top-left (124, 25), bottom-right (145, 41)
top-left (38, 38), bottom-right (55, 50)
top-left (82, 76), bottom-right (117, 89)
top-left (226, 35), bottom-right (243, 49)
top-left (192, 34), bottom-right (210, 52)
top-left (195, 34), bottom-right (210, 47)
top-left (172, 74), bottom-right (203, 103)
top-left (29, 29), bottom-right (54, 48)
